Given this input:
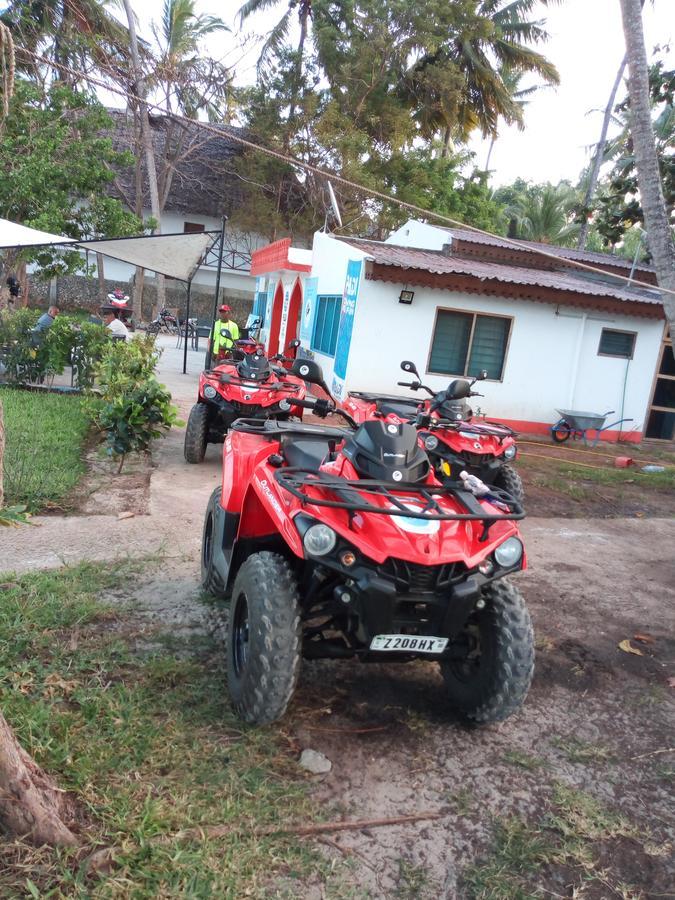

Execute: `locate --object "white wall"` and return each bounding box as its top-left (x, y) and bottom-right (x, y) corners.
top-left (301, 232), bottom-right (369, 385)
top-left (89, 210), bottom-right (262, 295)
top-left (387, 219), bottom-right (449, 250)
top-left (342, 278), bottom-right (663, 434)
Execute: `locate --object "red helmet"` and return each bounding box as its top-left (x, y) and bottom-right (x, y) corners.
top-left (218, 304), bottom-right (231, 314)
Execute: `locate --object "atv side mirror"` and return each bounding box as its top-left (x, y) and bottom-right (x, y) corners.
top-left (478, 369), bottom-right (488, 381)
top-left (288, 339), bottom-right (301, 350)
top-left (400, 360), bottom-right (420, 378)
top-left (291, 357), bottom-right (324, 385)
top-left (219, 328), bottom-right (232, 341)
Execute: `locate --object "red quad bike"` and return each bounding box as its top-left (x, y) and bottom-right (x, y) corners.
top-left (184, 339), bottom-right (308, 464)
top-left (344, 359), bottom-right (524, 504)
top-left (201, 359), bottom-right (534, 726)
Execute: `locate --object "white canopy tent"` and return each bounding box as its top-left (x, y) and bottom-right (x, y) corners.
top-left (0, 217), bottom-right (218, 282)
top-left (0, 216), bottom-right (226, 374)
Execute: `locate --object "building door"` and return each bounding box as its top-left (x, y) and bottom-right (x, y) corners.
top-left (284, 279), bottom-right (303, 348)
top-left (268, 282), bottom-right (284, 357)
top-left (645, 329), bottom-right (674, 440)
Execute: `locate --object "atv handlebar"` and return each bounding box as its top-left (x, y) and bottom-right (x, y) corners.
top-left (397, 380), bottom-right (435, 396)
top-left (293, 396), bottom-right (358, 428)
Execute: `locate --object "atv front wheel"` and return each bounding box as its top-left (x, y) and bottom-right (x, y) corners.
top-left (440, 579), bottom-right (534, 724)
top-left (227, 553), bottom-right (302, 725)
top-left (184, 403), bottom-right (209, 463)
top-left (493, 463), bottom-right (525, 505)
top-left (201, 487), bottom-right (225, 596)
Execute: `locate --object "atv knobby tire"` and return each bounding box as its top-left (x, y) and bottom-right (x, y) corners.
top-left (184, 403), bottom-right (209, 463)
top-left (440, 579), bottom-right (534, 724)
top-left (201, 487), bottom-right (225, 596)
top-left (226, 552), bottom-right (301, 725)
top-left (493, 463), bottom-right (525, 505)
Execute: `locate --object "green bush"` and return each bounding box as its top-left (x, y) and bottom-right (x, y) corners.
top-left (0, 309), bottom-right (108, 388)
top-left (92, 336), bottom-right (179, 471)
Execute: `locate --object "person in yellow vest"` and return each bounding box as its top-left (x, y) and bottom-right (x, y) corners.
top-left (210, 304), bottom-right (240, 361)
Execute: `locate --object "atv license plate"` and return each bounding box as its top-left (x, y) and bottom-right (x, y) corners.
top-left (370, 635), bottom-right (448, 654)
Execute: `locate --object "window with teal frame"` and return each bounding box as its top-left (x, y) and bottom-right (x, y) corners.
top-left (429, 309), bottom-right (511, 380)
top-left (311, 295), bottom-right (341, 356)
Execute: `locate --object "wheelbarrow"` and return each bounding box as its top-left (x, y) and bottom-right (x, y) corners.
top-left (551, 409), bottom-right (634, 448)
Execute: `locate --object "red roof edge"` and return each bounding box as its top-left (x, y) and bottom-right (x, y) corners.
top-left (251, 238), bottom-right (312, 275)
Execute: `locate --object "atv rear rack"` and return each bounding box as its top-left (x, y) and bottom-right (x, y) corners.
top-left (275, 467), bottom-right (524, 539)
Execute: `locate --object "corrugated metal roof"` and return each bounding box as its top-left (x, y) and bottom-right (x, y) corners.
top-left (338, 238), bottom-right (662, 307)
top-left (445, 227), bottom-right (653, 273)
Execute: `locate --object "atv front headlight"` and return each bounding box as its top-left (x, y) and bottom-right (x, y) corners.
top-left (203, 384), bottom-right (218, 400)
top-left (494, 537), bottom-right (523, 568)
top-left (303, 523), bottom-right (337, 556)
top-left (424, 434), bottom-right (439, 451)
top-left (503, 444), bottom-right (517, 461)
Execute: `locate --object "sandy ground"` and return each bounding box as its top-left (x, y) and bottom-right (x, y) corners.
top-left (2, 338), bottom-right (673, 897)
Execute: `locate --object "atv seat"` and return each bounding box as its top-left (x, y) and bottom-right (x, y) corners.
top-left (377, 400), bottom-right (418, 419)
top-left (283, 439), bottom-right (333, 469)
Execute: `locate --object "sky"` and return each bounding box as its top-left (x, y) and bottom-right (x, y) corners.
top-left (119, 0), bottom-right (674, 188)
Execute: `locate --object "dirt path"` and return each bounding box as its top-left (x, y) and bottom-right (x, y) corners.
top-left (2, 340), bottom-right (673, 897)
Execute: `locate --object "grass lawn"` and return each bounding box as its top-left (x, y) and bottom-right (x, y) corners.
top-left (0, 563), bottom-right (334, 899)
top-left (1, 387), bottom-right (90, 510)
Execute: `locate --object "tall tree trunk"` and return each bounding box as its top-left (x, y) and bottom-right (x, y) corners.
top-left (0, 710), bottom-right (79, 847)
top-left (96, 252), bottom-right (106, 302)
top-left (577, 56), bottom-right (627, 250)
top-left (619, 0), bottom-right (675, 336)
top-left (441, 126), bottom-right (453, 160)
top-left (484, 136), bottom-right (496, 172)
top-left (121, 0), bottom-right (165, 310)
top-left (0, 399), bottom-right (4, 509)
top-left (287, 6), bottom-right (309, 130)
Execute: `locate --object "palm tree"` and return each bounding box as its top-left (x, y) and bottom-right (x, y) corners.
top-left (452, 0), bottom-right (560, 142)
top-left (619, 0), bottom-right (675, 334)
top-left (403, 0), bottom-right (560, 156)
top-left (484, 66), bottom-right (544, 170)
top-left (153, 0), bottom-right (228, 117)
top-left (507, 183), bottom-right (580, 246)
top-left (1, 0), bottom-right (132, 84)
top-left (238, 0), bottom-right (313, 124)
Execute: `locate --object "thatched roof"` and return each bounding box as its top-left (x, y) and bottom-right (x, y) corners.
top-left (106, 109), bottom-right (246, 219)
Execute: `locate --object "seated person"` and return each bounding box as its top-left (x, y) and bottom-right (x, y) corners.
top-left (100, 305), bottom-right (129, 341)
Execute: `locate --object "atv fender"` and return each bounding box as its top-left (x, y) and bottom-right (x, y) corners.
top-left (210, 497), bottom-right (239, 588)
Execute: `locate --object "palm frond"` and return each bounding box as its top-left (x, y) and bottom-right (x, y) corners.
top-left (238, 0), bottom-right (283, 27)
top-left (257, 7), bottom-right (292, 75)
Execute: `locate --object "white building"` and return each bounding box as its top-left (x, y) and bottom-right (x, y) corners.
top-left (251, 221), bottom-right (672, 443)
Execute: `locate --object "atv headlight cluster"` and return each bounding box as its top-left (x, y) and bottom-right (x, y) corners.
top-left (203, 384), bottom-right (218, 400)
top-left (494, 537), bottom-right (523, 568)
top-left (424, 434), bottom-right (439, 451)
top-left (503, 444), bottom-right (517, 461)
top-left (303, 523), bottom-right (337, 556)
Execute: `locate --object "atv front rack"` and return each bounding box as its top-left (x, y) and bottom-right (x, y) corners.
top-left (275, 467), bottom-right (524, 539)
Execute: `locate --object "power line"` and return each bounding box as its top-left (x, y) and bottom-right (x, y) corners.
top-left (13, 47), bottom-right (673, 301)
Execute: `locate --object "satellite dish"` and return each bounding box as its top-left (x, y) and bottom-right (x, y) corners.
top-left (326, 180), bottom-right (343, 228)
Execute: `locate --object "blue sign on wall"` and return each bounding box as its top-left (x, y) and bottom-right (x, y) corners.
top-left (331, 259), bottom-right (362, 399)
top-left (300, 277), bottom-right (318, 343)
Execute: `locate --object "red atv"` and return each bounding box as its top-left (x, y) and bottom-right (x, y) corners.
top-left (184, 340), bottom-right (308, 464)
top-left (344, 360), bottom-right (524, 504)
top-left (201, 359), bottom-right (534, 726)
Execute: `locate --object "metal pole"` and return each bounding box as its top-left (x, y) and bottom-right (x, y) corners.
top-left (205, 216), bottom-right (227, 371)
top-left (182, 279), bottom-right (191, 375)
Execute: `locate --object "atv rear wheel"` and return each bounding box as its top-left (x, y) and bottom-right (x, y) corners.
top-left (493, 463), bottom-right (525, 505)
top-left (226, 553), bottom-right (301, 725)
top-left (440, 579), bottom-right (534, 724)
top-left (201, 487), bottom-right (225, 596)
top-left (184, 403), bottom-right (209, 463)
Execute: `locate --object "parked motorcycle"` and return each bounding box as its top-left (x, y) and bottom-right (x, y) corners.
top-left (200, 357), bottom-right (533, 726)
top-left (184, 339), bottom-right (312, 464)
top-left (147, 307), bottom-right (179, 335)
top-left (344, 360), bottom-right (524, 503)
